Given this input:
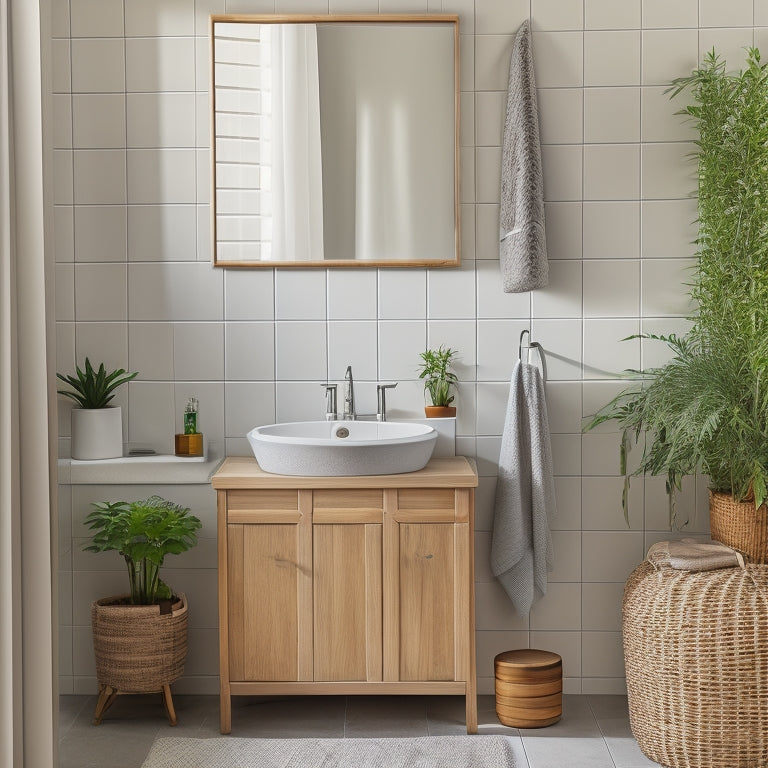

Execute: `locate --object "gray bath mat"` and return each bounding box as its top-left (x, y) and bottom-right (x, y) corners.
top-left (141, 734), bottom-right (516, 767)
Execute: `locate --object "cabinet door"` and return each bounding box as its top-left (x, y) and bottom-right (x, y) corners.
top-left (384, 488), bottom-right (472, 683)
top-left (227, 490), bottom-right (312, 682)
top-left (398, 522), bottom-right (455, 680)
top-left (312, 490), bottom-right (383, 681)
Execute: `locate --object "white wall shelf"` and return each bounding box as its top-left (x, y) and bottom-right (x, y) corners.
top-left (59, 444), bottom-right (224, 485)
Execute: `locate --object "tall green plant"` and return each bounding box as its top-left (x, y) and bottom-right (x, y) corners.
top-left (83, 496), bottom-right (202, 605)
top-left (587, 49), bottom-right (768, 524)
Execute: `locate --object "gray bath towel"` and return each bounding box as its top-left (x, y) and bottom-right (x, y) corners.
top-left (491, 360), bottom-right (555, 615)
top-left (499, 20), bottom-right (548, 293)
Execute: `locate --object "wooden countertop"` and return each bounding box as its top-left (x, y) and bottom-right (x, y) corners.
top-left (211, 455), bottom-right (478, 490)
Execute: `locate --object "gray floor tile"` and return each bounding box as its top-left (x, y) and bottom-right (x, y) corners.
top-left (344, 695), bottom-right (428, 737)
top-left (59, 725), bottom-right (158, 768)
top-left (605, 736), bottom-right (663, 767)
top-left (522, 736), bottom-right (616, 768)
top-left (588, 694), bottom-right (634, 739)
top-left (519, 694), bottom-right (601, 739)
top-left (424, 695), bottom-right (470, 735)
top-left (58, 695), bottom-right (90, 736)
top-left (230, 696), bottom-right (346, 738)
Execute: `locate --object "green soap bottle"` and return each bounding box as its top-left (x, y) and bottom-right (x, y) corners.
top-left (184, 397), bottom-right (199, 435)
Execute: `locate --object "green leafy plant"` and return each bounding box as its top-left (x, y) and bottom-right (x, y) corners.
top-left (83, 496), bottom-right (202, 605)
top-left (57, 357), bottom-right (138, 409)
top-left (586, 48), bottom-right (768, 526)
top-left (418, 346), bottom-right (459, 407)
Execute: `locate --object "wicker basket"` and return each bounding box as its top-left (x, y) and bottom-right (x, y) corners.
top-left (91, 593), bottom-right (188, 693)
top-left (623, 554), bottom-right (768, 768)
top-left (709, 490), bottom-right (768, 564)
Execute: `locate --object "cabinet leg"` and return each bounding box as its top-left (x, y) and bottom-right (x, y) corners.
top-left (220, 692), bottom-right (232, 734)
top-left (466, 692), bottom-right (478, 734)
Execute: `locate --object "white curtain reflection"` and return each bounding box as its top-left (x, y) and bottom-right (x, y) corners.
top-left (267, 24), bottom-right (325, 261)
top-left (354, 101), bottom-right (413, 261)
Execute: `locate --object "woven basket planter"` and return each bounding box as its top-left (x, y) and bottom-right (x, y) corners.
top-left (623, 554), bottom-right (768, 768)
top-left (91, 593), bottom-right (188, 693)
top-left (709, 490), bottom-right (768, 564)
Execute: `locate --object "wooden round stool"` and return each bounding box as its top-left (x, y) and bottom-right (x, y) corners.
top-left (494, 649), bottom-right (562, 728)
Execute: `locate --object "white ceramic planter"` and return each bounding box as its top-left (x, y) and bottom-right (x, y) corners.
top-left (71, 407), bottom-right (123, 460)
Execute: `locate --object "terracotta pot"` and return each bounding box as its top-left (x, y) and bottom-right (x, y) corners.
top-left (424, 405), bottom-right (457, 418)
top-left (709, 490), bottom-right (768, 563)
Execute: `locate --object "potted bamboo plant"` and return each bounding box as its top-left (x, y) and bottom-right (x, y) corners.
top-left (84, 495), bottom-right (202, 725)
top-left (418, 345), bottom-right (459, 417)
top-left (587, 49), bottom-right (768, 562)
top-left (57, 358), bottom-right (137, 460)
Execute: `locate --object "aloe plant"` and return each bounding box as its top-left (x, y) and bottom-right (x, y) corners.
top-left (57, 357), bottom-right (137, 409)
top-left (587, 49), bottom-right (768, 525)
top-left (418, 346), bottom-right (459, 407)
top-left (83, 496), bottom-right (202, 605)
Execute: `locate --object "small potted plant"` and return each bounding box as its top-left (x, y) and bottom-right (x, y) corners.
top-left (84, 495), bottom-right (202, 725)
top-left (57, 358), bottom-right (137, 460)
top-left (418, 345), bottom-right (459, 418)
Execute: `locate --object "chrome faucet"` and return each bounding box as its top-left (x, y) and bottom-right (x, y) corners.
top-left (376, 383), bottom-right (398, 421)
top-left (321, 383), bottom-right (338, 421)
top-left (342, 366), bottom-right (356, 420)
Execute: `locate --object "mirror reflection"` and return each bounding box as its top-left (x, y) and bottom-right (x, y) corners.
top-left (210, 15), bottom-right (459, 267)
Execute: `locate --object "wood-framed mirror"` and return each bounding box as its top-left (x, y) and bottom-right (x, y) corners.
top-left (210, 14), bottom-right (460, 268)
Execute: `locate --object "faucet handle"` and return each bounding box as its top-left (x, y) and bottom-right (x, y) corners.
top-left (376, 382), bottom-right (398, 422)
top-left (321, 383), bottom-right (338, 421)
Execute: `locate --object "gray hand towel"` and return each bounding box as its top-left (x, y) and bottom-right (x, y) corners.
top-left (491, 360), bottom-right (555, 615)
top-left (499, 20), bottom-right (548, 293)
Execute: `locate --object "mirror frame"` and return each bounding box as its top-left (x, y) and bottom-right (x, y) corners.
top-left (209, 13), bottom-right (460, 268)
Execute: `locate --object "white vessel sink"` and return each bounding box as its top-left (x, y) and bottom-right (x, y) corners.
top-left (247, 420), bottom-right (438, 476)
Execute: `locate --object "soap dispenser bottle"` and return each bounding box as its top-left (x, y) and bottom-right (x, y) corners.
top-left (175, 397), bottom-right (203, 457)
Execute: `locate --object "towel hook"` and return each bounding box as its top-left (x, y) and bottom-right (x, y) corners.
top-left (519, 329), bottom-right (539, 360)
top-left (518, 329), bottom-right (547, 381)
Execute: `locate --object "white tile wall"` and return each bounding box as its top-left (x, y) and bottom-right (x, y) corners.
top-left (54, 0), bottom-right (760, 695)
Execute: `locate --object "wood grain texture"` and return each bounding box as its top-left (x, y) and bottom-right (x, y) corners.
top-left (226, 524), bottom-right (245, 681)
top-left (366, 524), bottom-right (383, 681)
top-left (398, 523), bottom-right (455, 681)
top-left (466, 488), bottom-right (477, 733)
top-left (398, 488), bottom-right (455, 511)
top-left (212, 456), bottom-right (478, 490)
top-left (382, 489), bottom-right (400, 682)
top-left (313, 489), bottom-right (384, 510)
top-left (239, 524), bottom-right (300, 681)
top-left (297, 490), bottom-right (314, 681)
top-left (454, 521), bottom-right (469, 683)
top-left (217, 491), bottom-right (232, 734)
top-left (229, 681), bottom-right (467, 696)
top-left (227, 489), bottom-right (299, 510)
top-left (313, 524), bottom-right (368, 681)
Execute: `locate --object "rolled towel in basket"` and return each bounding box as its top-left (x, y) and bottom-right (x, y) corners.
top-left (647, 538), bottom-right (745, 572)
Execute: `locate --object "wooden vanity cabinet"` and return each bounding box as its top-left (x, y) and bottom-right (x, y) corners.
top-left (212, 456), bottom-right (478, 734)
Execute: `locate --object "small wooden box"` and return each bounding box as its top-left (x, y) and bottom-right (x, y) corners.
top-left (494, 649), bottom-right (562, 728)
top-left (175, 433), bottom-right (203, 457)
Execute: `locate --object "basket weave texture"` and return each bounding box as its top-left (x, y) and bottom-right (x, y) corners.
top-left (623, 554), bottom-right (768, 768)
top-left (91, 593), bottom-right (188, 693)
top-left (709, 490), bottom-right (768, 564)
